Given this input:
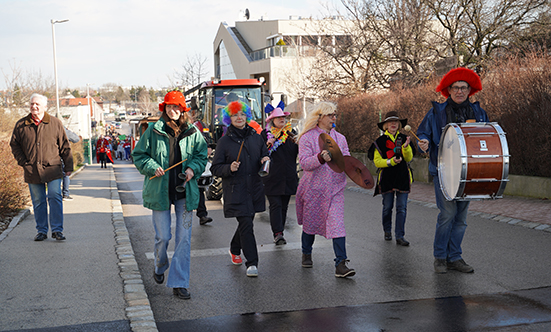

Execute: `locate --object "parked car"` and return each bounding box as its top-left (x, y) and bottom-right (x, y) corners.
top-left (115, 122), bottom-right (122, 129)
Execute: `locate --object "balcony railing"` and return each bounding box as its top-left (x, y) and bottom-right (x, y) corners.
top-left (250, 45), bottom-right (320, 61)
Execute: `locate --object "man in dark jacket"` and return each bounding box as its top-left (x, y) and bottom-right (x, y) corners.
top-left (10, 93), bottom-right (73, 241)
top-left (417, 68), bottom-right (489, 274)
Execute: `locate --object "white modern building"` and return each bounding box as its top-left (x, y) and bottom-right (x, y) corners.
top-left (213, 17), bottom-right (351, 115)
top-left (55, 95), bottom-right (104, 140)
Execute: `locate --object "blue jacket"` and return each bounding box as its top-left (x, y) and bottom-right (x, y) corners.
top-left (416, 100), bottom-right (489, 175)
top-left (132, 118), bottom-right (208, 211)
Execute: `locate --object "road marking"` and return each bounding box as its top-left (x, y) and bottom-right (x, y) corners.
top-left (145, 241), bottom-right (332, 260)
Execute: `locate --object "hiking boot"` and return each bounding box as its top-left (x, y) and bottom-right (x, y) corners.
top-left (396, 238), bottom-right (410, 246)
top-left (447, 259), bottom-right (474, 273)
top-left (172, 288), bottom-right (191, 300)
top-left (34, 233), bottom-right (47, 241)
top-left (434, 258), bottom-right (447, 274)
top-left (51, 232), bottom-right (66, 241)
top-left (302, 254), bottom-right (313, 268)
top-left (274, 232), bottom-right (287, 245)
top-left (335, 260), bottom-right (355, 278)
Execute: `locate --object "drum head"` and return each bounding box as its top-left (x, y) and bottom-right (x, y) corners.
top-left (438, 124), bottom-right (464, 200)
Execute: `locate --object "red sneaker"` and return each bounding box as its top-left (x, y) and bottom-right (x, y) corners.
top-left (229, 251), bottom-right (242, 265)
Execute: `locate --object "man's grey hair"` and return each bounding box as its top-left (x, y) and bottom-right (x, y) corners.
top-left (30, 93), bottom-right (48, 106)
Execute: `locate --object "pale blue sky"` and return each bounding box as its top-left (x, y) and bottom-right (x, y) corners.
top-left (0, 0), bottom-right (343, 91)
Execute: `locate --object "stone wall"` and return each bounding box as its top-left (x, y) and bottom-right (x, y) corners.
top-left (350, 153), bottom-right (550, 199)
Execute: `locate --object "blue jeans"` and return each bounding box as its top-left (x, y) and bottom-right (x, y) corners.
top-left (302, 231), bottom-right (347, 267)
top-left (61, 160), bottom-right (70, 197)
top-left (433, 175), bottom-right (470, 262)
top-left (382, 191), bottom-right (408, 239)
top-left (152, 198), bottom-right (193, 288)
top-left (28, 178), bottom-right (63, 234)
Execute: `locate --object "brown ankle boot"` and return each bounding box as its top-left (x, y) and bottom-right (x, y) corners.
top-left (302, 254), bottom-right (313, 268)
top-left (335, 260), bottom-right (355, 278)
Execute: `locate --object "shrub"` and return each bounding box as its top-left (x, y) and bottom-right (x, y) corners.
top-left (0, 139), bottom-right (29, 219)
top-left (337, 51), bottom-right (551, 177)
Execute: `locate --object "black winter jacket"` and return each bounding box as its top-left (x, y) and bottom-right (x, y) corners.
top-left (211, 125), bottom-right (269, 218)
top-left (260, 129), bottom-right (298, 196)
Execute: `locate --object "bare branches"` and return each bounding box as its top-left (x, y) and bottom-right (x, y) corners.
top-left (174, 53), bottom-right (209, 87)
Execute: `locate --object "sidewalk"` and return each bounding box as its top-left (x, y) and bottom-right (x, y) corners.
top-left (347, 178), bottom-right (551, 228)
top-left (0, 164), bottom-right (155, 332)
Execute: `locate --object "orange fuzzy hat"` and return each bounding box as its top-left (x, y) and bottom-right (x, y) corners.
top-left (436, 67), bottom-right (482, 98)
top-left (159, 91), bottom-right (189, 112)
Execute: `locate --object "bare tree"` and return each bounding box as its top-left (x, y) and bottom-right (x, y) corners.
top-left (423, 0), bottom-right (548, 68)
top-left (357, 0), bottom-right (440, 84)
top-left (174, 53), bottom-right (209, 88)
top-left (2, 60), bottom-right (55, 107)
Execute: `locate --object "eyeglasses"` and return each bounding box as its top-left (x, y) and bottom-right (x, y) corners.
top-left (326, 113), bottom-right (338, 118)
top-left (449, 86), bottom-right (470, 93)
top-left (230, 112), bottom-right (246, 118)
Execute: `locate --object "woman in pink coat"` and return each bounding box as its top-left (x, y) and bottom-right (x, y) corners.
top-left (296, 101), bottom-right (355, 278)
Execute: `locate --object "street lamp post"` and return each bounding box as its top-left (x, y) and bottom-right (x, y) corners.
top-left (87, 84), bottom-right (93, 164)
top-left (51, 19), bottom-right (69, 119)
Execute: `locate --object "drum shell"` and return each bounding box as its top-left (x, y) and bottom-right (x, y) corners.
top-left (438, 123), bottom-right (509, 201)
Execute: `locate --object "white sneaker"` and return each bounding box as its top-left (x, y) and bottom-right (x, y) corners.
top-left (246, 266), bottom-right (258, 277)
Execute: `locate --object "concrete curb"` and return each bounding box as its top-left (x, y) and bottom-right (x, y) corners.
top-left (109, 164), bottom-right (159, 332)
top-left (0, 164), bottom-right (87, 243)
top-left (346, 186), bottom-right (551, 233)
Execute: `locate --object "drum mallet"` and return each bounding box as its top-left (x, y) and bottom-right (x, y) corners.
top-left (149, 158), bottom-right (188, 180)
top-left (403, 125), bottom-right (426, 153)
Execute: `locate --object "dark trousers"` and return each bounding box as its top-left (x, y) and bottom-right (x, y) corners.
top-left (196, 188), bottom-right (207, 218)
top-left (230, 215), bottom-right (258, 267)
top-left (266, 195), bottom-right (291, 236)
top-left (99, 152), bottom-right (107, 167)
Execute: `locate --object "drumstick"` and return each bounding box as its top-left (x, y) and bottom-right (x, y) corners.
top-left (236, 140), bottom-right (245, 162)
top-left (403, 125), bottom-right (422, 142)
top-left (403, 125), bottom-right (426, 153)
top-left (149, 158), bottom-right (188, 180)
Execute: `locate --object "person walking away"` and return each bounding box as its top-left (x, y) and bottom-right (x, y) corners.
top-left (62, 127), bottom-right (80, 201)
top-left (417, 67), bottom-right (489, 274)
top-left (261, 102), bottom-right (298, 245)
top-left (132, 90), bottom-right (208, 299)
top-left (190, 102), bottom-right (213, 225)
top-left (368, 111), bottom-right (415, 246)
top-left (96, 135), bottom-right (110, 168)
top-left (295, 101), bottom-right (355, 278)
top-left (10, 93), bottom-right (73, 241)
top-left (210, 101), bottom-right (270, 277)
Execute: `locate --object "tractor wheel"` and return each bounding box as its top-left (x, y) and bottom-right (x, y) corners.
top-left (206, 176), bottom-right (223, 200)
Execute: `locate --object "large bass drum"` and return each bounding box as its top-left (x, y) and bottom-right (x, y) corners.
top-left (438, 122), bottom-right (509, 201)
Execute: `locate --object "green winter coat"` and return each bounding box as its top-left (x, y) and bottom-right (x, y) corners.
top-left (132, 118), bottom-right (208, 211)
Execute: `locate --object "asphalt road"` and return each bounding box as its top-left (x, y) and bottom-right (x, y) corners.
top-left (113, 161), bottom-right (551, 331)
